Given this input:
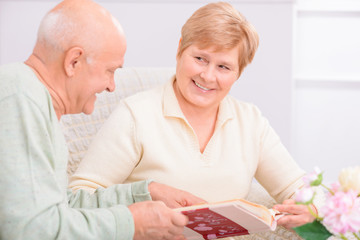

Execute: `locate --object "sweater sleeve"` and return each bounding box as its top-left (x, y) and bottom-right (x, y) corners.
top-left (0, 93), bottom-right (137, 240)
top-left (69, 101), bottom-right (142, 192)
top-left (253, 106), bottom-right (306, 203)
top-left (68, 180), bottom-right (153, 208)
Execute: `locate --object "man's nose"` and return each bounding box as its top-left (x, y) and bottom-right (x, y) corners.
top-left (106, 77), bottom-right (116, 92)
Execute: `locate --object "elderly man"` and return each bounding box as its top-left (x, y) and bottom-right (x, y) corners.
top-left (0, 0), bottom-right (203, 239)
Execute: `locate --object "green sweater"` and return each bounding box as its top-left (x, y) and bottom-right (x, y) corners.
top-left (0, 63), bottom-right (152, 240)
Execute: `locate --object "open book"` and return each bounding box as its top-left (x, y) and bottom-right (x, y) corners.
top-left (175, 198), bottom-right (280, 240)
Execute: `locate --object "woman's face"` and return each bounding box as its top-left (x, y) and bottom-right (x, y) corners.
top-left (174, 44), bottom-right (240, 112)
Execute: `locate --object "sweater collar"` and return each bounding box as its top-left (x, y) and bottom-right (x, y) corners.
top-left (163, 76), bottom-right (185, 119)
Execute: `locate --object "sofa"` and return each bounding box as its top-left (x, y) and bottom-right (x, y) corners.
top-left (60, 67), bottom-right (303, 240)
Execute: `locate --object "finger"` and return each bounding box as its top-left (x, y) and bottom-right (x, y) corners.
top-left (155, 200), bottom-right (167, 207)
top-left (168, 225), bottom-right (185, 237)
top-left (166, 200), bottom-right (182, 209)
top-left (171, 212), bottom-right (188, 227)
top-left (173, 234), bottom-right (186, 240)
top-left (278, 214), bottom-right (312, 228)
top-left (274, 204), bottom-right (308, 215)
top-left (184, 195), bottom-right (207, 206)
top-left (173, 193), bottom-right (206, 208)
top-left (273, 199), bottom-right (295, 209)
top-left (277, 216), bottom-right (298, 229)
top-left (283, 199), bottom-right (295, 205)
top-left (282, 221), bottom-right (302, 229)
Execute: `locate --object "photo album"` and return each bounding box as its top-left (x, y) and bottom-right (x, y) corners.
top-left (175, 198), bottom-right (282, 240)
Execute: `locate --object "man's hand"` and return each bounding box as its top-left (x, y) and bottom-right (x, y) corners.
top-left (148, 182), bottom-right (206, 208)
top-left (128, 201), bottom-right (188, 240)
top-left (273, 199), bottom-right (316, 229)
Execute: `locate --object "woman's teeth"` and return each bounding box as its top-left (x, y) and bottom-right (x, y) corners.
top-left (194, 81), bottom-right (211, 91)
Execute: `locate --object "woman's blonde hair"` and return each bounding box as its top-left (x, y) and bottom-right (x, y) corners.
top-left (178, 2), bottom-right (259, 74)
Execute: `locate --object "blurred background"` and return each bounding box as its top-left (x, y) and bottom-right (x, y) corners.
top-left (1, 0), bottom-right (359, 183)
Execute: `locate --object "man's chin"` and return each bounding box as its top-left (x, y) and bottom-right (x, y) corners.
top-left (83, 109), bottom-right (95, 115)
top-left (82, 97), bottom-right (96, 115)
top-left (82, 105), bottom-right (95, 115)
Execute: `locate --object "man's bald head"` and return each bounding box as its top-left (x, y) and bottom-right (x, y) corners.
top-left (36, 0), bottom-right (124, 60)
top-left (26, 0), bottom-right (126, 117)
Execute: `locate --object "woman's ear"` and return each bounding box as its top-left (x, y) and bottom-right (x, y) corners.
top-left (64, 47), bottom-right (84, 77)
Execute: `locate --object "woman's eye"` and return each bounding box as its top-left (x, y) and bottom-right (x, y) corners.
top-left (195, 56), bottom-right (203, 61)
top-left (219, 65), bottom-right (230, 70)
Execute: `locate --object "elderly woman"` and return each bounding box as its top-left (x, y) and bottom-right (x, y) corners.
top-left (70, 2), bottom-right (315, 229)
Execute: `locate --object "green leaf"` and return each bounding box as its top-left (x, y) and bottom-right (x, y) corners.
top-left (293, 220), bottom-right (332, 240)
top-left (311, 173), bottom-right (323, 186)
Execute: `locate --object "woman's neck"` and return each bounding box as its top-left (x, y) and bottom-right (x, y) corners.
top-left (173, 79), bottom-right (219, 152)
top-left (185, 106), bottom-right (218, 153)
top-left (25, 54), bottom-right (66, 120)
top-left (182, 103), bottom-right (218, 126)
top-left (173, 79), bottom-right (219, 124)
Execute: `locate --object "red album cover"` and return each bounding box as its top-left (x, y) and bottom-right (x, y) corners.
top-left (176, 198), bottom-right (278, 240)
top-left (182, 207), bottom-right (249, 239)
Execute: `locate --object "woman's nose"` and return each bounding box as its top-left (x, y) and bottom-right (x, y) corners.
top-left (200, 65), bottom-right (216, 82)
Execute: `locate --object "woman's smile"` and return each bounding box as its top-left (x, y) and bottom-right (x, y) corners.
top-left (193, 80), bottom-right (212, 91)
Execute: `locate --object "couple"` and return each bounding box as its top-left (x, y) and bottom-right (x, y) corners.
top-left (0, 0), bottom-right (315, 239)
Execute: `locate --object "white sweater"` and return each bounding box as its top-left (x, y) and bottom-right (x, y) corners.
top-left (70, 77), bottom-right (305, 203)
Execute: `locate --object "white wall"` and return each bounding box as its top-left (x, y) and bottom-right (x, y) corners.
top-left (293, 0), bottom-right (360, 183)
top-left (0, 0), bottom-right (295, 152)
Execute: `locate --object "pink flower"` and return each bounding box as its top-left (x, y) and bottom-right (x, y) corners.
top-left (330, 182), bottom-right (341, 193)
top-left (295, 187), bottom-right (315, 204)
top-left (322, 190), bottom-right (360, 234)
top-left (327, 182), bottom-right (341, 197)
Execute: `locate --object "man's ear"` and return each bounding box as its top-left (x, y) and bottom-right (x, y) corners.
top-left (64, 47), bottom-right (84, 77)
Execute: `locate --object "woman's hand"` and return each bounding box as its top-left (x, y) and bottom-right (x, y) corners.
top-left (273, 199), bottom-right (316, 229)
top-left (148, 182), bottom-right (206, 208)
